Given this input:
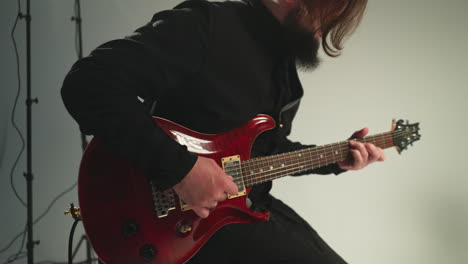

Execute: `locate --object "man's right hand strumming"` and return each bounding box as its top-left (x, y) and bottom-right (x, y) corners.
top-left (173, 156), bottom-right (239, 218)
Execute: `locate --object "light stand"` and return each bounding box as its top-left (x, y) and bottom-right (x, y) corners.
top-left (70, 1), bottom-right (96, 263)
top-left (71, 0), bottom-right (88, 151)
top-left (18, 0), bottom-right (40, 263)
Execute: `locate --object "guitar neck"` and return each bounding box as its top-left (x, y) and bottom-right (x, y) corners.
top-left (240, 132), bottom-right (395, 187)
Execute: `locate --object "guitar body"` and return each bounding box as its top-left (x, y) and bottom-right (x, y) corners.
top-left (78, 115), bottom-right (275, 264)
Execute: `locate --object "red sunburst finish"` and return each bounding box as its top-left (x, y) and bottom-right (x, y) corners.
top-left (78, 115), bottom-right (275, 264)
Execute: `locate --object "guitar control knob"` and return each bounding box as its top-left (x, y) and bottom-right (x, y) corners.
top-left (179, 224), bottom-right (192, 234)
top-left (121, 221), bottom-right (139, 237)
top-left (176, 222), bottom-right (193, 237)
top-left (140, 244), bottom-right (157, 262)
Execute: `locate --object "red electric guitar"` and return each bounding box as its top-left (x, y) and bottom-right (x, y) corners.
top-left (78, 115), bottom-right (420, 264)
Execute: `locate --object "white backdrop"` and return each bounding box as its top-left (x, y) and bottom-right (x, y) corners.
top-left (1, 0), bottom-right (467, 263)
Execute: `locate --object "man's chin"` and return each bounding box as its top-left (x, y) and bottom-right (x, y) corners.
top-left (285, 35), bottom-right (321, 71)
top-left (296, 55), bottom-right (321, 71)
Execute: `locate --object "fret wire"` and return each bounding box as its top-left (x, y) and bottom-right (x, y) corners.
top-left (305, 147), bottom-right (314, 171)
top-left (298, 149), bottom-right (305, 171)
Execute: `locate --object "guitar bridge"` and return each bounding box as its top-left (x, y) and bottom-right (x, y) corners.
top-left (222, 155), bottom-right (246, 199)
top-left (150, 180), bottom-right (176, 218)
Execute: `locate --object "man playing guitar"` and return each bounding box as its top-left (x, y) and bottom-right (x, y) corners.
top-left (62, 0), bottom-right (386, 263)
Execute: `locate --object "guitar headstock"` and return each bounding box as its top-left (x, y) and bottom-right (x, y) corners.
top-left (391, 119), bottom-right (421, 154)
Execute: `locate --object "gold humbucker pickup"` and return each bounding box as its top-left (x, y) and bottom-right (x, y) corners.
top-left (222, 155), bottom-right (246, 199)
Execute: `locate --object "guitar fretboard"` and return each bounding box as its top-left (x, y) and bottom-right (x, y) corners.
top-left (240, 132), bottom-right (394, 187)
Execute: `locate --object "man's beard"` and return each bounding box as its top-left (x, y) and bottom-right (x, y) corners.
top-left (283, 11), bottom-right (321, 71)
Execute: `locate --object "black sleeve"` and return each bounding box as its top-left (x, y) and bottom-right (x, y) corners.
top-left (61, 5), bottom-right (211, 190)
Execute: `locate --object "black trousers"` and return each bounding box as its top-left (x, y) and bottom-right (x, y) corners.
top-left (187, 195), bottom-right (348, 264)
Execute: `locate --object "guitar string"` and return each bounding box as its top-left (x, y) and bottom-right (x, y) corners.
top-left (239, 135), bottom-right (404, 186)
top-left (243, 155), bottom-right (348, 187)
top-left (241, 134), bottom-right (395, 171)
top-left (243, 129), bottom-right (417, 172)
top-left (229, 131), bottom-right (417, 187)
top-left (242, 147), bottom-right (353, 186)
top-left (242, 148), bottom-right (363, 186)
top-left (242, 131), bottom-right (418, 185)
top-left (241, 133), bottom-right (394, 171)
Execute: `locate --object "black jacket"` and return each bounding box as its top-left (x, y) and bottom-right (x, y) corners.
top-left (61, 0), bottom-right (344, 203)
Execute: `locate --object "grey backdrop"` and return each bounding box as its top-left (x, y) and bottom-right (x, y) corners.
top-left (1, 0), bottom-right (467, 263)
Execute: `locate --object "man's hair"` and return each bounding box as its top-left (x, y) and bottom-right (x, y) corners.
top-left (301, 0), bottom-right (367, 57)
